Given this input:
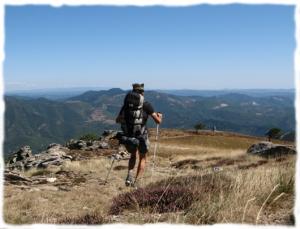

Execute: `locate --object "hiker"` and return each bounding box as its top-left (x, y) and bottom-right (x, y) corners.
top-left (116, 83), bottom-right (163, 187)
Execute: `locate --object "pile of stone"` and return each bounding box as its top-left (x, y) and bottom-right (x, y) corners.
top-left (247, 142), bottom-right (296, 157)
top-left (66, 139), bottom-right (109, 151)
top-left (7, 144), bottom-right (72, 171)
top-left (65, 130), bottom-right (121, 151)
top-left (109, 144), bottom-right (131, 161)
top-left (6, 130), bottom-right (128, 172)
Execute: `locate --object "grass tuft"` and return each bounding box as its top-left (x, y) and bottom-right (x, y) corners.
top-left (58, 213), bottom-right (106, 224)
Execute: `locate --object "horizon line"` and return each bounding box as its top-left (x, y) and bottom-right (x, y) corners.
top-left (5, 87), bottom-right (296, 94)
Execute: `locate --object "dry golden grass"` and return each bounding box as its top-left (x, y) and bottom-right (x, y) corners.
top-left (160, 134), bottom-right (257, 149)
top-left (3, 129), bottom-right (296, 225)
top-left (24, 166), bottom-right (61, 177)
top-left (183, 162), bottom-right (295, 224)
top-left (4, 157), bottom-right (128, 224)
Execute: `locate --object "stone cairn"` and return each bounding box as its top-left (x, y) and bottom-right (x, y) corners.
top-left (6, 130), bottom-right (130, 171)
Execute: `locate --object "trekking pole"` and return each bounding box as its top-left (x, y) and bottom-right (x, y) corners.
top-left (103, 157), bottom-right (115, 185)
top-left (151, 123), bottom-right (160, 182)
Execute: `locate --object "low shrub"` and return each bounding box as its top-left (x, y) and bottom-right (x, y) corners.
top-left (58, 213), bottom-right (106, 224)
top-left (79, 133), bottom-right (99, 141)
top-left (109, 173), bottom-right (232, 215)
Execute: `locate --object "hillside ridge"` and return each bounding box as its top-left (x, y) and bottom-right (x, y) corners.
top-left (5, 89), bottom-right (295, 155)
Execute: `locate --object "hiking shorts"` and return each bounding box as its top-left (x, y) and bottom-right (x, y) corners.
top-left (125, 133), bottom-right (150, 155)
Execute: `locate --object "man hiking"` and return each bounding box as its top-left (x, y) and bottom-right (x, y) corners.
top-left (116, 83), bottom-right (163, 187)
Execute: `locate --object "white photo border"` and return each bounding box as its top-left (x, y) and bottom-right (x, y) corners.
top-left (0, 1), bottom-right (298, 229)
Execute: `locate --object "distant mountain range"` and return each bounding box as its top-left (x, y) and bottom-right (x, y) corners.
top-left (5, 87), bottom-right (110, 101)
top-left (6, 88), bottom-right (295, 100)
top-left (5, 88), bottom-right (295, 156)
top-left (158, 89), bottom-right (295, 97)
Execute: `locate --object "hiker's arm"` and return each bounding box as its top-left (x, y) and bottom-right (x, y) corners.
top-left (151, 112), bottom-right (163, 124)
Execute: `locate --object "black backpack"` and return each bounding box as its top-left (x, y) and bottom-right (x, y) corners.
top-left (122, 91), bottom-right (144, 137)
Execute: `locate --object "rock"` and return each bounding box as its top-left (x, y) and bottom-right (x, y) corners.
top-left (63, 155), bottom-right (73, 160)
top-left (66, 138), bottom-right (110, 151)
top-left (247, 142), bottom-right (296, 157)
top-left (99, 142), bottom-right (109, 149)
top-left (5, 173), bottom-right (31, 182)
top-left (6, 129), bottom-right (123, 172)
top-left (29, 188), bottom-right (41, 192)
top-left (4, 170), bottom-right (32, 185)
top-left (37, 159), bottom-right (64, 168)
top-left (46, 144), bottom-right (70, 156)
top-left (47, 143), bottom-right (61, 149)
top-left (212, 167), bottom-right (223, 172)
top-left (8, 145), bottom-right (32, 165)
top-left (6, 144), bottom-right (73, 171)
top-left (45, 149), bottom-right (66, 157)
top-left (39, 156), bottom-right (61, 163)
top-left (58, 186), bottom-right (72, 192)
top-left (64, 130), bottom-right (123, 152)
top-left (66, 139), bottom-right (87, 150)
top-left (109, 145), bottom-right (130, 161)
top-left (77, 140), bottom-right (87, 149)
top-left (10, 161), bottom-right (25, 171)
top-left (86, 141), bottom-right (93, 147)
top-left (47, 177), bottom-right (57, 183)
top-left (31, 177), bottom-right (49, 185)
top-left (19, 145), bottom-right (32, 157)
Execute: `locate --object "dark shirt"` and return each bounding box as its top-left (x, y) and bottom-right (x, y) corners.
top-left (142, 101), bottom-right (155, 125)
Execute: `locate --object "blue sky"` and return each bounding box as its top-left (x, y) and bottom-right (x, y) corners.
top-left (4, 4), bottom-right (295, 91)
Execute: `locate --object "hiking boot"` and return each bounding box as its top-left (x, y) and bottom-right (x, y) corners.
top-left (125, 174), bottom-right (134, 187)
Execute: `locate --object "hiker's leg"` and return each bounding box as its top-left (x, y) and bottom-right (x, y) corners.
top-left (135, 151), bottom-right (146, 182)
top-left (128, 148), bottom-right (137, 173)
top-left (135, 134), bottom-right (150, 183)
top-left (125, 144), bottom-right (137, 177)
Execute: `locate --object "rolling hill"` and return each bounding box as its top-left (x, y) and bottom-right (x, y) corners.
top-left (4, 88), bottom-right (295, 155)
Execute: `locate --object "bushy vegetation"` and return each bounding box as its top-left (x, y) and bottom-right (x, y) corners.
top-left (58, 213), bottom-right (106, 224)
top-left (194, 122), bottom-right (206, 131)
top-left (109, 174), bottom-right (231, 216)
top-left (265, 128), bottom-right (283, 141)
top-left (79, 133), bottom-right (99, 141)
